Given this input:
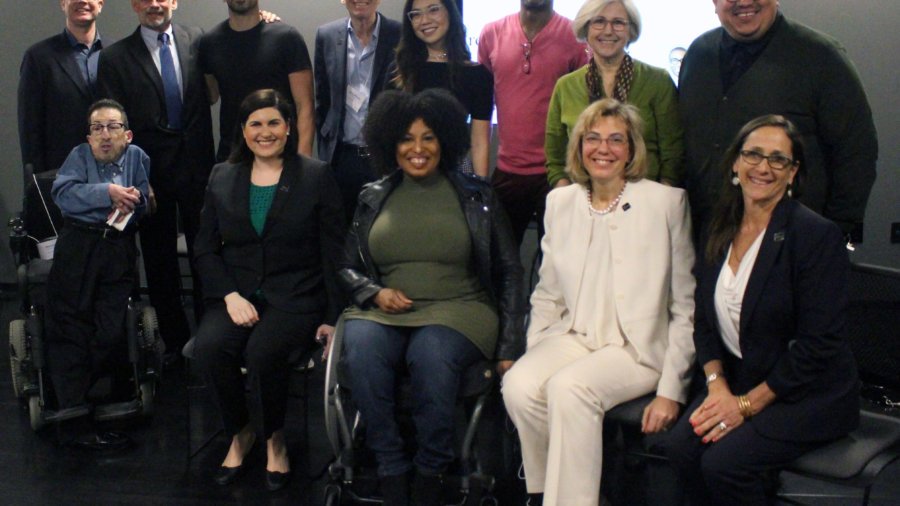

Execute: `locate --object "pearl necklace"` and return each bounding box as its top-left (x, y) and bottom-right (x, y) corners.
top-left (587, 182), bottom-right (626, 215)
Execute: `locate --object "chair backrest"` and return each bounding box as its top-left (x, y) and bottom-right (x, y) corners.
top-left (23, 168), bottom-right (64, 242)
top-left (847, 262), bottom-right (900, 392)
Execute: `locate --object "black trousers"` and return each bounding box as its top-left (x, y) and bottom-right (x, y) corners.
top-left (193, 301), bottom-right (319, 438)
top-left (491, 168), bottom-right (549, 246)
top-left (332, 141), bottom-right (377, 223)
top-left (138, 182), bottom-right (203, 353)
top-left (46, 225), bottom-right (137, 409)
top-left (662, 394), bottom-right (819, 506)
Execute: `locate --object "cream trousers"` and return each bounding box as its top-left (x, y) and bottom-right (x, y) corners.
top-left (502, 334), bottom-right (660, 506)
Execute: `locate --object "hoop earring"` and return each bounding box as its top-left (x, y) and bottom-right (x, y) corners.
top-left (731, 174), bottom-right (740, 186)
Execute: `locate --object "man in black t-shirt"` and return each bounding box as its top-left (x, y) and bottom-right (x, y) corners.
top-left (199, 0), bottom-right (314, 161)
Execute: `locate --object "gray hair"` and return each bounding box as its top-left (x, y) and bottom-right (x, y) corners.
top-left (573, 0), bottom-right (642, 45)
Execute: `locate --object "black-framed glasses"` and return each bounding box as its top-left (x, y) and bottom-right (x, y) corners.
top-left (739, 150), bottom-right (797, 170)
top-left (521, 42), bottom-right (532, 75)
top-left (89, 122), bottom-right (126, 135)
top-left (589, 17), bottom-right (630, 32)
top-left (407, 3), bottom-right (444, 23)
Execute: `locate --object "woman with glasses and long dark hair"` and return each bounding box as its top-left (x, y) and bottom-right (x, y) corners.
top-left (391, 0), bottom-right (494, 177)
top-left (546, 0), bottom-right (682, 189)
top-left (192, 89), bottom-right (344, 492)
top-left (663, 115), bottom-right (860, 506)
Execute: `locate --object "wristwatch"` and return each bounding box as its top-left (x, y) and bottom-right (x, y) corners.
top-left (705, 372), bottom-right (723, 386)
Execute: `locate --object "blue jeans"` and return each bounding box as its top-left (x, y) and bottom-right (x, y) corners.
top-left (343, 319), bottom-right (483, 477)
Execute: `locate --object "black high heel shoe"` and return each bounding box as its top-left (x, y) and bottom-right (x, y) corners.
top-left (265, 469), bottom-right (291, 491)
top-left (214, 435), bottom-right (256, 485)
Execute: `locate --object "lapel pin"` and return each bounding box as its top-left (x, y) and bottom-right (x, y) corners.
top-left (774, 232), bottom-right (785, 242)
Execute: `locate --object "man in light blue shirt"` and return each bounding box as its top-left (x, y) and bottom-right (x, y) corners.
top-left (314, 0), bottom-right (401, 221)
top-left (45, 99), bottom-right (150, 452)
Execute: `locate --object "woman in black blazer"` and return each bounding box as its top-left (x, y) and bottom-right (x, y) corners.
top-left (664, 115), bottom-right (859, 506)
top-left (193, 89), bottom-right (344, 491)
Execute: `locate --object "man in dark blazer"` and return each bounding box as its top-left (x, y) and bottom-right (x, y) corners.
top-left (314, 0), bottom-right (400, 220)
top-left (18, 0), bottom-right (107, 178)
top-left (98, 0), bottom-right (215, 355)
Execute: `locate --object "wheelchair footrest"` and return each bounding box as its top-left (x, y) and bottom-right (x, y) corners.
top-left (93, 399), bottom-right (141, 421)
top-left (43, 405), bottom-right (92, 423)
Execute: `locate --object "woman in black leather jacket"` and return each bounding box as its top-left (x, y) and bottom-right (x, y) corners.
top-left (336, 88), bottom-right (524, 506)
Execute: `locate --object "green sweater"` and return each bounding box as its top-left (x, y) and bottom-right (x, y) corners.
top-left (544, 60), bottom-right (684, 187)
top-left (342, 173), bottom-right (499, 358)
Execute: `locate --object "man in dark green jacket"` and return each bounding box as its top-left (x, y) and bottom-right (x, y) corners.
top-left (679, 0), bottom-right (877, 249)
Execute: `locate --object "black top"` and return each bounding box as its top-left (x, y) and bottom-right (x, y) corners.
top-left (402, 62), bottom-right (494, 121)
top-left (199, 21), bottom-right (312, 160)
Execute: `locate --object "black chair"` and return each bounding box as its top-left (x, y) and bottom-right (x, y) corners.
top-left (778, 262), bottom-right (900, 505)
top-left (181, 337), bottom-right (320, 462)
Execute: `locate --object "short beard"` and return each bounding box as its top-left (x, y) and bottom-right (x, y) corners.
top-left (522, 1), bottom-right (552, 13)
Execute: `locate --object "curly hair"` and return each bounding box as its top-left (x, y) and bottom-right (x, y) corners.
top-left (705, 114), bottom-right (806, 262)
top-left (364, 88), bottom-right (470, 175)
top-left (228, 89), bottom-right (299, 165)
top-left (392, 0), bottom-right (471, 92)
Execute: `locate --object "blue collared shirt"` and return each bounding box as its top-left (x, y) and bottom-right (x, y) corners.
top-left (139, 25), bottom-right (184, 97)
top-left (63, 29), bottom-right (103, 94)
top-left (52, 143), bottom-right (151, 226)
top-left (342, 16), bottom-right (381, 146)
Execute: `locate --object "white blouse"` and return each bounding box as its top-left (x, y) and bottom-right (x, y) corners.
top-left (571, 212), bottom-right (625, 350)
top-left (714, 230), bottom-right (766, 358)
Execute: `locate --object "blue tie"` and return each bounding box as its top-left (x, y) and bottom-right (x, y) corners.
top-left (158, 32), bottom-right (183, 129)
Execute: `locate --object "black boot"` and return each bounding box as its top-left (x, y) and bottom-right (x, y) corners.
top-left (411, 471), bottom-right (443, 506)
top-left (527, 493), bottom-right (544, 506)
top-left (381, 472), bottom-right (410, 506)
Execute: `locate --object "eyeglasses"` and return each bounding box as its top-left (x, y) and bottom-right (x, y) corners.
top-left (739, 150), bottom-right (797, 170)
top-left (89, 122), bottom-right (126, 135)
top-left (407, 3), bottom-right (444, 23)
top-left (589, 17), bottom-right (630, 32)
top-left (583, 133), bottom-right (628, 149)
top-left (521, 42), bottom-right (532, 75)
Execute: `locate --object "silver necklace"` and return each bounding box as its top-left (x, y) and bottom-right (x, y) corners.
top-left (587, 182), bottom-right (626, 215)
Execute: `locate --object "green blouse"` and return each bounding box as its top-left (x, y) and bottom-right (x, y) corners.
top-left (544, 60), bottom-right (684, 187)
top-left (342, 173), bottom-right (499, 358)
top-left (249, 183), bottom-right (277, 236)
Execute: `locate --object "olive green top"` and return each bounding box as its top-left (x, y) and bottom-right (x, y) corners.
top-left (343, 172), bottom-right (499, 357)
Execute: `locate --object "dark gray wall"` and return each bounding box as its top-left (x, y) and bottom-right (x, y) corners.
top-left (1, 0), bottom-right (897, 282)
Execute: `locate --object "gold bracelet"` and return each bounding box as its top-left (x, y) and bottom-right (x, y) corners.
top-left (738, 395), bottom-right (753, 419)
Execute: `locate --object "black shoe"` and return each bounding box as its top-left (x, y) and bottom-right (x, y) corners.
top-left (381, 472), bottom-right (410, 506)
top-left (265, 469), bottom-right (291, 491)
top-left (214, 464), bottom-right (246, 486)
top-left (411, 471), bottom-right (443, 506)
top-left (69, 430), bottom-right (134, 453)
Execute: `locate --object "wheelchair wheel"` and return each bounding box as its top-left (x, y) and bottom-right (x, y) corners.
top-left (139, 381), bottom-right (156, 417)
top-left (140, 306), bottom-right (160, 349)
top-left (28, 395), bottom-right (45, 431)
top-left (323, 484), bottom-right (342, 506)
top-left (9, 320), bottom-right (28, 399)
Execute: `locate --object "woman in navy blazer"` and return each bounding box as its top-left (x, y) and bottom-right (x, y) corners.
top-left (193, 90), bottom-right (344, 491)
top-left (664, 115), bottom-right (859, 506)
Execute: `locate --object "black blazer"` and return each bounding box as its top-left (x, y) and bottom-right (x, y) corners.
top-left (694, 199), bottom-right (859, 442)
top-left (17, 31), bottom-right (104, 177)
top-left (314, 13), bottom-right (401, 162)
top-left (193, 156), bottom-right (345, 323)
top-left (97, 24), bottom-right (214, 197)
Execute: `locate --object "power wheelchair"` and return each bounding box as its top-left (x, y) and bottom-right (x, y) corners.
top-left (7, 165), bottom-right (162, 431)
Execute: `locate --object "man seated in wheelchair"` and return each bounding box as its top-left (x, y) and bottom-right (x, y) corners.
top-left (45, 98), bottom-right (150, 451)
top-left (336, 89), bottom-right (526, 506)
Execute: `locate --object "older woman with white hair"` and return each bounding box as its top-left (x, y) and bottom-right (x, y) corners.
top-left (545, 0), bottom-right (683, 189)
top-left (503, 98), bottom-right (695, 506)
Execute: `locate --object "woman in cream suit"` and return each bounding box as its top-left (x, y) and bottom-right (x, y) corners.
top-left (503, 98), bottom-right (695, 506)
